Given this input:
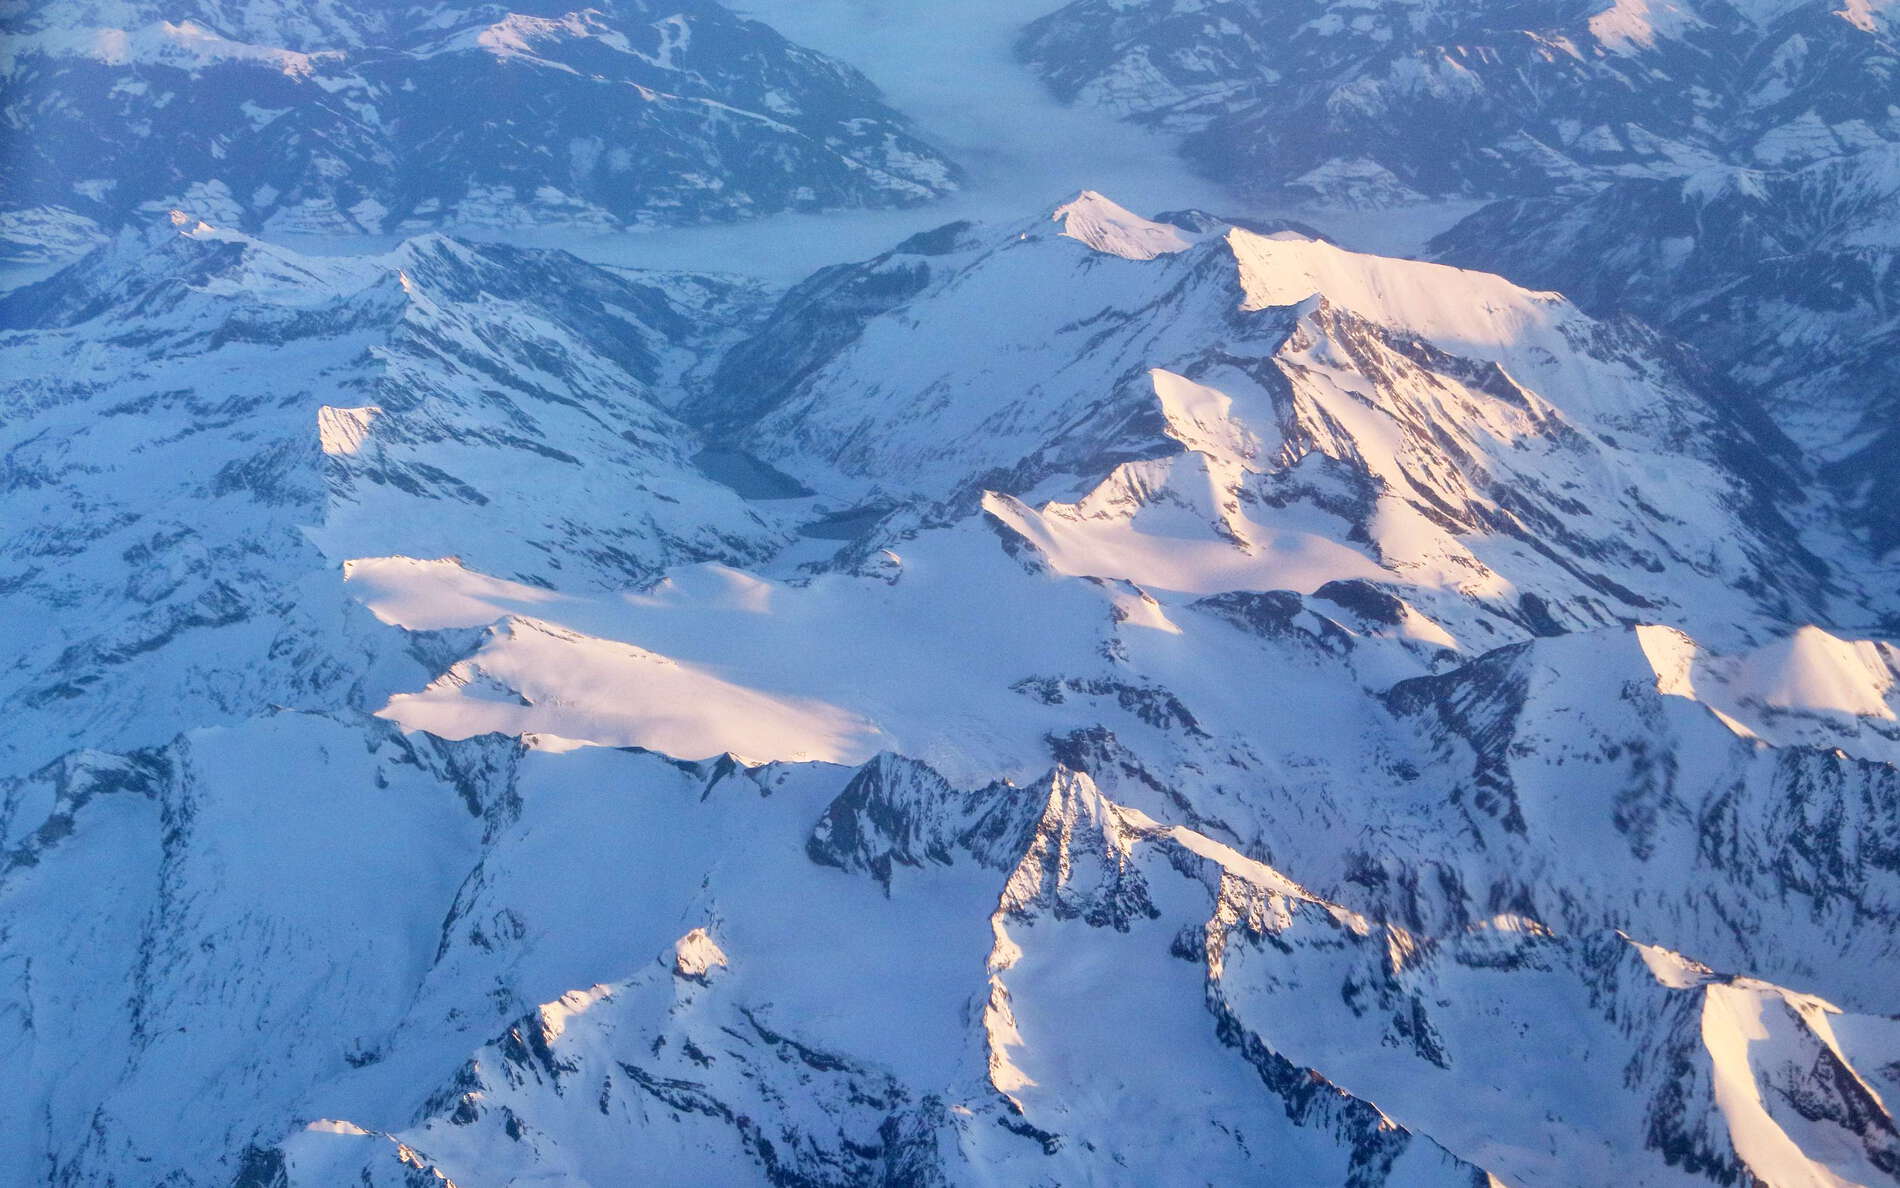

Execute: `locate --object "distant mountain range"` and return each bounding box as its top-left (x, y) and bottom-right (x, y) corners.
top-left (1019, 0), bottom-right (1900, 207)
top-left (0, 0), bottom-right (957, 257)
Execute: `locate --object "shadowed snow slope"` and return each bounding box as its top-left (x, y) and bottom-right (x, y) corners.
top-left (1433, 144), bottom-right (1900, 558)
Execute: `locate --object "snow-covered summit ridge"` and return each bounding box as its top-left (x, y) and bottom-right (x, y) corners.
top-left (1228, 228), bottom-right (1565, 346)
top-left (1051, 189), bottom-right (1203, 260)
top-left (0, 15), bottom-right (336, 74)
top-left (710, 192), bottom-right (1850, 649)
top-left (1638, 623), bottom-right (1900, 760)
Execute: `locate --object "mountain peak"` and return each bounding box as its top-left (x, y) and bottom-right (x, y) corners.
top-left (1050, 190), bottom-right (1204, 260)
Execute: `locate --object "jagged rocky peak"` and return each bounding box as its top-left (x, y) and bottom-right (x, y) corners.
top-left (0, 0), bottom-right (960, 257)
top-left (806, 751), bottom-right (1041, 887)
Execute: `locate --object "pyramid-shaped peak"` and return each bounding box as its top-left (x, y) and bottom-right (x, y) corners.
top-left (1733, 625), bottom-right (1898, 720)
top-left (1050, 191), bottom-right (1205, 261)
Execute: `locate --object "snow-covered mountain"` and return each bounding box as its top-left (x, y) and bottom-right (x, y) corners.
top-left (710, 193), bottom-right (1844, 642)
top-left (1017, 0), bottom-right (1900, 207)
top-left (1010, 0), bottom-right (1900, 579)
top-left (0, 0), bottom-right (957, 258)
top-left (1432, 145), bottom-right (1900, 558)
top-left (4, 194), bottom-right (1897, 1186)
top-left (0, 214), bottom-right (813, 777)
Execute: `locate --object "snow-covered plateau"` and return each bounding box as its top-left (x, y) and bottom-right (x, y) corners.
top-left (3, 0), bottom-right (1900, 1183)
